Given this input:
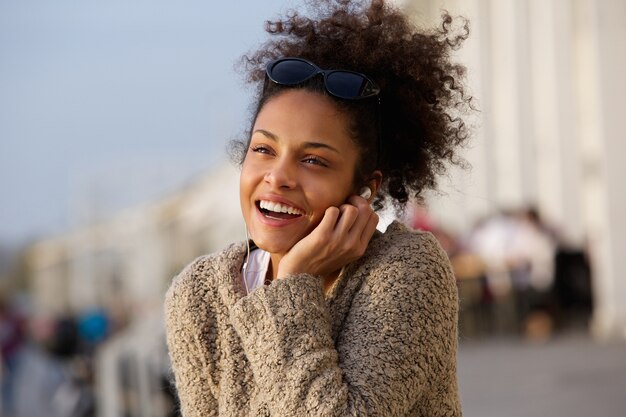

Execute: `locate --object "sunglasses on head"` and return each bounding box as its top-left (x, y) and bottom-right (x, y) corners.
top-left (265, 57), bottom-right (381, 100)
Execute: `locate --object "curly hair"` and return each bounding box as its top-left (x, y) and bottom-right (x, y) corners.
top-left (230, 0), bottom-right (472, 212)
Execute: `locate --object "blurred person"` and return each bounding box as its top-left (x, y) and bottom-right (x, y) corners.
top-left (466, 214), bottom-right (515, 290)
top-left (466, 210), bottom-right (521, 334)
top-left (553, 242), bottom-right (593, 328)
top-left (507, 207), bottom-right (557, 341)
top-left (77, 309), bottom-right (109, 351)
top-left (508, 208), bottom-right (556, 293)
top-left (13, 315), bottom-right (93, 417)
top-left (0, 293), bottom-right (27, 417)
top-left (164, 0), bottom-right (472, 415)
top-left (466, 207), bottom-right (558, 339)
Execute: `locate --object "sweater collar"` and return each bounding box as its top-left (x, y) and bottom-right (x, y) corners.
top-left (215, 220), bottom-right (410, 307)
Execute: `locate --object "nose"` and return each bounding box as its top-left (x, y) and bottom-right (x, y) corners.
top-left (264, 157), bottom-right (298, 189)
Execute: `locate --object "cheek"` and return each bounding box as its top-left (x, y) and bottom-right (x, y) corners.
top-left (239, 162), bottom-right (256, 210)
top-left (306, 186), bottom-right (352, 220)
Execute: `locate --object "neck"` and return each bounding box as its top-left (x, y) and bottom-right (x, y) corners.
top-left (268, 252), bottom-right (282, 281)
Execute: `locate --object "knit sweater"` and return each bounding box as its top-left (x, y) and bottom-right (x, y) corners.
top-left (164, 220), bottom-right (460, 416)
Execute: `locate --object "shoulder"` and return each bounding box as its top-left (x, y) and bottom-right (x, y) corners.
top-left (164, 242), bottom-right (245, 317)
top-left (361, 221), bottom-right (456, 299)
top-left (369, 220), bottom-right (451, 271)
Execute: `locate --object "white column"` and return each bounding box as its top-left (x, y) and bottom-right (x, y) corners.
top-left (553, 0), bottom-right (584, 245)
top-left (587, 0), bottom-right (626, 340)
top-left (514, 0), bottom-right (536, 204)
top-left (474, 0), bottom-right (497, 212)
top-left (489, 0), bottom-right (524, 207)
top-left (423, 0), bottom-right (494, 233)
top-left (528, 0), bottom-right (563, 223)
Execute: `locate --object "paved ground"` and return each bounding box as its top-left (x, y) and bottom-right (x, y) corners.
top-left (457, 332), bottom-right (626, 417)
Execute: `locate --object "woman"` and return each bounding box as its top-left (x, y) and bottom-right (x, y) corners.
top-left (164, 0), bottom-right (471, 415)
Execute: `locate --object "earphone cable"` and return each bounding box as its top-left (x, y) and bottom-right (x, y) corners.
top-left (242, 226), bottom-right (251, 295)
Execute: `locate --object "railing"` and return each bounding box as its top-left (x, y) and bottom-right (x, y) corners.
top-left (96, 312), bottom-right (174, 417)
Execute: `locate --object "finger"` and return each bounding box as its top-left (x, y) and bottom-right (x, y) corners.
top-left (360, 211), bottom-right (379, 246)
top-left (316, 206), bottom-right (340, 236)
top-left (347, 195), bottom-right (375, 233)
top-left (336, 203), bottom-right (359, 234)
top-left (347, 194), bottom-right (369, 208)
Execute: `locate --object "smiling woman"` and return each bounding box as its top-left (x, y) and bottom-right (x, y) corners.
top-left (164, 0), bottom-right (471, 416)
top-left (240, 90), bottom-right (366, 275)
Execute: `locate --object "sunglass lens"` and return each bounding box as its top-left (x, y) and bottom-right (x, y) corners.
top-left (270, 59), bottom-right (317, 85)
top-left (326, 72), bottom-right (377, 99)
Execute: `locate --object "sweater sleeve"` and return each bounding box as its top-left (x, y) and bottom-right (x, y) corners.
top-left (164, 259), bottom-right (219, 417)
top-left (229, 234), bottom-right (460, 417)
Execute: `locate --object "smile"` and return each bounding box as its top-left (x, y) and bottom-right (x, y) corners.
top-left (256, 200), bottom-right (304, 221)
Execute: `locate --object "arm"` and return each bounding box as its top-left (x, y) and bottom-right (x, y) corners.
top-left (229, 234), bottom-right (460, 416)
top-left (164, 258), bottom-right (219, 417)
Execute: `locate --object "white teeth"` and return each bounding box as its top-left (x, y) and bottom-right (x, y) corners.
top-left (259, 200), bottom-right (303, 215)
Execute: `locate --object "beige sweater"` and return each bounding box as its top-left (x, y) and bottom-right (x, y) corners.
top-left (164, 221), bottom-right (460, 416)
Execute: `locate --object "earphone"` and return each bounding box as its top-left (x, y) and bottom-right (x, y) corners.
top-left (359, 186), bottom-right (372, 200)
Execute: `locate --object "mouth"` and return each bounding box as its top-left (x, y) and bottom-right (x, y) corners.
top-left (255, 199), bottom-right (304, 220)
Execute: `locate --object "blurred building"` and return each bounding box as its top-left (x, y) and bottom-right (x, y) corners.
top-left (397, 0), bottom-right (626, 341)
top-left (25, 163), bottom-right (243, 417)
top-left (26, 163), bottom-right (243, 319)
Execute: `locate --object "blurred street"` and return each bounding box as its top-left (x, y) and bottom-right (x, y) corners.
top-left (458, 332), bottom-right (626, 417)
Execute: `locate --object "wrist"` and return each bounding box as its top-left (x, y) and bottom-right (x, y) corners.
top-left (277, 258), bottom-right (320, 279)
top-left (276, 263), bottom-right (299, 279)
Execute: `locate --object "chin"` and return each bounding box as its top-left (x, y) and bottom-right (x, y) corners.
top-left (251, 235), bottom-right (296, 255)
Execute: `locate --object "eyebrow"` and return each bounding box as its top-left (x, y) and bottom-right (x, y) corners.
top-left (253, 129), bottom-right (340, 154)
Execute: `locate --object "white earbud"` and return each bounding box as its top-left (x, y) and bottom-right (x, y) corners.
top-left (359, 187), bottom-right (372, 200)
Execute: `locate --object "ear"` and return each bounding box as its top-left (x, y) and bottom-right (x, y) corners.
top-left (364, 170), bottom-right (383, 202)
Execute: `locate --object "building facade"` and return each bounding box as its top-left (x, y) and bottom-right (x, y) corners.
top-left (27, 163), bottom-right (244, 319)
top-left (397, 0), bottom-right (626, 340)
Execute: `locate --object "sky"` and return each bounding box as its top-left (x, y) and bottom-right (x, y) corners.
top-left (0, 0), bottom-right (297, 245)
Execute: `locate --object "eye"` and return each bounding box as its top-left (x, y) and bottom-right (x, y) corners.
top-left (302, 155), bottom-right (328, 167)
top-left (250, 145), bottom-right (273, 155)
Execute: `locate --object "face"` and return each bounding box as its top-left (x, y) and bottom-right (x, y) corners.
top-left (240, 89), bottom-right (359, 256)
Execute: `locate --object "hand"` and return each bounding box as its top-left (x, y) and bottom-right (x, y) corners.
top-left (276, 195), bottom-right (379, 279)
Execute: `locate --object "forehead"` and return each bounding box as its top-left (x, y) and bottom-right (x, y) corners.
top-left (252, 90), bottom-right (357, 154)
